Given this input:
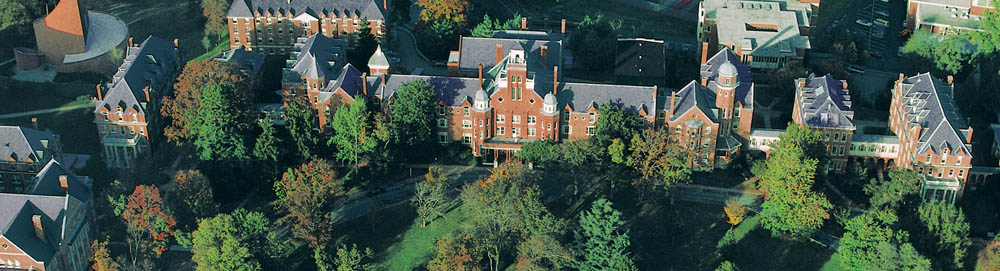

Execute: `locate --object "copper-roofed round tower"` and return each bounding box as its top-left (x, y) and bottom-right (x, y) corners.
top-left (22, 0), bottom-right (128, 73)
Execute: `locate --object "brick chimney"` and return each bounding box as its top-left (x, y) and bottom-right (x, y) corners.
top-left (736, 45), bottom-right (743, 58)
top-left (965, 127), bottom-right (974, 143)
top-left (947, 75), bottom-right (954, 85)
top-left (143, 86), bottom-right (151, 102)
top-left (383, 0), bottom-right (387, 10)
top-left (495, 43), bottom-right (504, 64)
top-left (540, 46), bottom-right (548, 66)
top-left (478, 64), bottom-right (483, 87)
top-left (32, 215), bottom-right (45, 241)
top-left (31, 118), bottom-right (38, 130)
top-left (842, 80), bottom-right (848, 90)
top-left (553, 66), bottom-right (559, 95)
top-left (798, 79), bottom-right (806, 88)
top-left (669, 91), bottom-right (677, 116)
top-left (96, 83), bottom-right (103, 101)
top-left (700, 42), bottom-right (709, 64)
top-left (128, 37), bottom-right (134, 47)
top-left (59, 175), bottom-right (69, 192)
top-left (521, 17), bottom-right (528, 30)
top-left (173, 38), bottom-right (179, 48)
top-left (560, 19), bottom-right (566, 34)
top-left (899, 73), bottom-right (905, 81)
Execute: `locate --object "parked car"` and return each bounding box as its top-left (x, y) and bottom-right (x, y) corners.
top-left (389, 56), bottom-right (401, 63)
top-left (856, 19), bottom-right (873, 27)
top-left (875, 9), bottom-right (889, 17)
top-left (847, 64), bottom-right (865, 73)
top-left (874, 18), bottom-right (889, 27)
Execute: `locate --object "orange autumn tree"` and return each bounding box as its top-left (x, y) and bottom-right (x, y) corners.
top-left (427, 234), bottom-right (479, 271)
top-left (415, 0), bottom-right (472, 28)
top-left (161, 60), bottom-right (255, 144)
top-left (90, 237), bottom-right (121, 271)
top-left (273, 159), bottom-right (345, 270)
top-left (121, 185), bottom-right (176, 264)
top-left (724, 199), bottom-right (747, 226)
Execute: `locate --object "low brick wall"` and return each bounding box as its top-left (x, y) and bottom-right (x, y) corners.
top-left (13, 47), bottom-right (44, 71)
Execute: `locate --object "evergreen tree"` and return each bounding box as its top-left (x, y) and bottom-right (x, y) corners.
top-left (572, 198), bottom-right (637, 271)
top-left (253, 118), bottom-right (281, 162)
top-left (285, 97), bottom-right (319, 160)
top-left (192, 84), bottom-right (249, 160)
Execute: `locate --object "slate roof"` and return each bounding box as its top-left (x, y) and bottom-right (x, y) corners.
top-left (794, 74), bottom-right (856, 130)
top-left (0, 193), bottom-right (66, 265)
top-left (615, 38), bottom-right (665, 79)
top-left (456, 34), bottom-right (563, 78)
top-left (95, 36), bottom-right (178, 115)
top-left (377, 74), bottom-right (483, 106)
top-left (287, 34), bottom-right (347, 82)
top-left (701, 48), bottom-right (754, 109)
top-left (216, 46), bottom-right (266, 76)
top-left (226, 0), bottom-right (385, 21)
top-left (669, 81), bottom-right (719, 122)
top-left (897, 73), bottom-right (972, 156)
top-left (319, 64), bottom-right (366, 102)
top-left (27, 160), bottom-right (92, 204)
top-left (0, 126), bottom-right (58, 163)
top-left (556, 82), bottom-right (658, 114)
top-left (714, 1), bottom-right (811, 58)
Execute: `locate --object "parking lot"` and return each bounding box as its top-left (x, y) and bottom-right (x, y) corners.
top-left (840, 0), bottom-right (908, 71)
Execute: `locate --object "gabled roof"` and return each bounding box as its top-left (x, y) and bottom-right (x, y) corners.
top-left (898, 73), bottom-right (971, 156)
top-left (556, 82), bottom-right (658, 114)
top-left (288, 34), bottom-right (347, 81)
top-left (669, 81), bottom-right (719, 122)
top-left (457, 34), bottom-right (563, 78)
top-left (378, 75), bottom-right (483, 106)
top-left (322, 64), bottom-right (365, 101)
top-left (27, 160), bottom-right (92, 204)
top-left (226, 0), bottom-right (385, 21)
top-left (215, 46), bottom-right (266, 76)
top-left (0, 126), bottom-right (58, 163)
top-left (795, 74), bottom-right (856, 130)
top-left (0, 194), bottom-right (67, 265)
top-left (702, 48), bottom-right (754, 109)
top-left (95, 36), bottom-right (178, 115)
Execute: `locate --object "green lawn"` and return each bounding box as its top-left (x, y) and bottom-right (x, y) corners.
top-left (375, 204), bottom-right (469, 270)
top-left (820, 252), bottom-right (844, 271)
top-left (520, 0), bottom-right (696, 36)
top-left (104, 0), bottom-right (211, 62)
top-left (192, 39), bottom-right (231, 62)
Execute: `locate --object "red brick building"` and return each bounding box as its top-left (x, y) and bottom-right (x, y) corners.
top-left (792, 74), bottom-right (856, 173)
top-left (889, 73), bottom-right (973, 202)
top-left (93, 36), bottom-right (180, 168)
top-left (665, 48), bottom-right (755, 168)
top-left (906, 0), bottom-right (996, 35)
top-left (697, 0), bottom-right (816, 70)
top-left (0, 160), bottom-right (94, 271)
top-left (226, 0), bottom-right (387, 54)
top-left (0, 126), bottom-right (62, 193)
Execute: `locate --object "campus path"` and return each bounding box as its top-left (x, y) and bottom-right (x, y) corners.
top-left (0, 101), bottom-right (94, 119)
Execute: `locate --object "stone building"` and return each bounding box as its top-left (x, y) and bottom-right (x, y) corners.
top-left (0, 160), bottom-right (93, 271)
top-left (697, 0), bottom-right (815, 69)
top-left (226, 0), bottom-right (387, 54)
top-left (93, 36), bottom-right (180, 168)
top-left (906, 0), bottom-right (996, 34)
top-left (792, 74), bottom-right (856, 173)
top-left (0, 126), bottom-right (62, 193)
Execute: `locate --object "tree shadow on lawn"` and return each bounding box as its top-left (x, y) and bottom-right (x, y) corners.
top-left (104, 0), bottom-right (209, 60)
top-left (724, 229), bottom-right (834, 271)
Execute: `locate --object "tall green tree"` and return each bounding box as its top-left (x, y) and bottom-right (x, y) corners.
top-left (172, 170), bottom-right (219, 222)
top-left (191, 213), bottom-right (261, 271)
top-left (0, 0), bottom-right (30, 30)
top-left (594, 102), bottom-right (644, 144)
top-left (274, 159), bottom-right (344, 268)
top-left (715, 261), bottom-right (738, 271)
top-left (461, 164), bottom-right (564, 271)
top-left (192, 84), bottom-right (249, 160)
top-left (413, 165), bottom-right (450, 227)
top-left (415, 0), bottom-right (471, 28)
top-left (756, 124), bottom-right (831, 236)
top-left (329, 96), bottom-right (376, 167)
top-left (285, 97), bottom-right (319, 160)
top-left (162, 60), bottom-right (254, 144)
top-left (626, 129), bottom-right (691, 200)
top-left (334, 244), bottom-right (375, 271)
top-left (916, 202), bottom-right (971, 271)
top-left (253, 118), bottom-right (282, 162)
top-left (349, 18), bottom-right (379, 72)
top-left (840, 211), bottom-right (931, 271)
top-left (864, 169), bottom-right (922, 210)
top-left (390, 80), bottom-right (438, 154)
top-left (903, 30), bottom-right (971, 75)
top-left (201, 0), bottom-right (231, 40)
top-left (516, 234), bottom-right (574, 270)
top-left (471, 14), bottom-right (523, 37)
top-left (967, 0), bottom-right (1000, 56)
top-left (572, 198), bottom-right (637, 271)
top-left (571, 13), bottom-right (617, 71)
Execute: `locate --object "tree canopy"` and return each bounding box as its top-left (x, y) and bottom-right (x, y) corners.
top-left (121, 185), bottom-right (176, 261)
top-left (329, 96), bottom-right (376, 166)
top-left (571, 14), bottom-right (617, 71)
top-left (192, 84), bottom-right (249, 160)
top-left (902, 30), bottom-right (971, 75)
top-left (471, 14), bottom-right (522, 37)
top-left (413, 165), bottom-right (450, 227)
top-left (172, 169), bottom-right (219, 223)
top-left (201, 0), bottom-right (230, 40)
top-left (390, 80), bottom-right (438, 155)
top-left (415, 0), bottom-right (472, 28)
top-left (191, 212), bottom-right (262, 271)
top-left (162, 60), bottom-right (254, 144)
top-left (916, 202), bottom-right (971, 271)
top-left (756, 124), bottom-right (831, 236)
top-left (285, 97), bottom-right (320, 160)
top-left (840, 211), bottom-right (931, 271)
top-left (864, 169), bottom-right (922, 210)
top-left (626, 129), bottom-right (691, 198)
top-left (572, 198), bottom-right (637, 271)
top-left (253, 118), bottom-right (282, 162)
top-left (274, 159), bottom-right (344, 248)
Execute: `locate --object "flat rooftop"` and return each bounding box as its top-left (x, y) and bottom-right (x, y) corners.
top-left (716, 2), bottom-right (810, 57)
top-left (917, 4), bottom-right (983, 30)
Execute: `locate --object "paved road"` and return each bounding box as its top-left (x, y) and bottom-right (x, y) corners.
top-left (0, 101), bottom-right (94, 119)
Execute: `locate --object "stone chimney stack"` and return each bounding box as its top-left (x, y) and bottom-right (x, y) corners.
top-left (59, 175), bottom-right (69, 192)
top-left (899, 73), bottom-right (905, 81)
top-left (560, 19), bottom-right (566, 34)
top-left (383, 0), bottom-right (388, 10)
top-left (669, 91), bottom-right (677, 116)
top-left (32, 215), bottom-right (45, 241)
top-left (798, 79), bottom-right (806, 88)
top-left (173, 38), bottom-right (179, 48)
top-left (495, 43), bottom-right (504, 64)
top-left (966, 127), bottom-right (974, 143)
top-left (842, 80), bottom-right (848, 90)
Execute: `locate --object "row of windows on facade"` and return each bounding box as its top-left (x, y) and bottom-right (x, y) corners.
top-left (437, 125), bottom-right (596, 144)
top-left (233, 21), bottom-right (362, 38)
top-left (824, 131), bottom-right (851, 142)
top-left (0, 162), bottom-right (42, 172)
top-left (924, 153), bottom-right (964, 165)
top-left (99, 124), bottom-right (145, 136)
top-left (0, 174), bottom-right (29, 187)
top-left (919, 165), bottom-right (966, 179)
top-left (232, 17), bottom-right (372, 27)
top-left (0, 258), bottom-right (21, 268)
top-left (101, 111), bottom-right (142, 122)
top-left (438, 105), bottom-right (598, 123)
